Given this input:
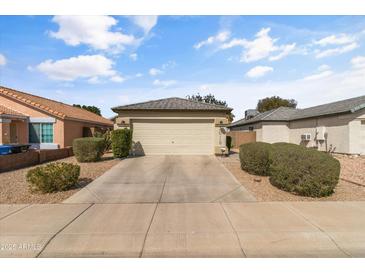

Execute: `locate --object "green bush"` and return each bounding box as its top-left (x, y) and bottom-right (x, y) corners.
top-left (27, 162), bottom-right (80, 193)
top-left (226, 136), bottom-right (233, 152)
top-left (73, 137), bottom-right (105, 162)
top-left (111, 128), bottom-right (132, 158)
top-left (239, 142), bottom-right (273, 176)
top-left (269, 144), bottom-right (340, 197)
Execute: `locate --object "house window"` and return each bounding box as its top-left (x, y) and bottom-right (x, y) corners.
top-left (361, 120), bottom-right (365, 125)
top-left (29, 123), bottom-right (54, 143)
top-left (248, 126), bottom-right (254, 131)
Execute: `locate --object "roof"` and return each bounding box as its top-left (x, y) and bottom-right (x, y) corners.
top-left (229, 107), bottom-right (298, 127)
top-left (0, 86), bottom-right (113, 126)
top-left (112, 97), bottom-right (232, 112)
top-left (228, 95), bottom-right (365, 128)
top-left (0, 104), bottom-right (27, 118)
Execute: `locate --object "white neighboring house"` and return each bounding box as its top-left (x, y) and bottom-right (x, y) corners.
top-left (228, 95), bottom-right (365, 155)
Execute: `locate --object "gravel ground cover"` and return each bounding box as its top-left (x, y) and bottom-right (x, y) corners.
top-left (0, 153), bottom-right (120, 204)
top-left (219, 152), bottom-right (365, 201)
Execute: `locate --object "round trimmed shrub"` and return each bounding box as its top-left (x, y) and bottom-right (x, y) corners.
top-left (111, 128), bottom-right (132, 158)
top-left (269, 143), bottom-right (340, 197)
top-left (27, 162), bottom-right (80, 193)
top-left (239, 142), bottom-right (273, 176)
top-left (73, 137), bottom-right (105, 162)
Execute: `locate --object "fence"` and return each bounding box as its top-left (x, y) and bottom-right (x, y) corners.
top-left (227, 131), bottom-right (256, 148)
top-left (0, 147), bottom-right (73, 173)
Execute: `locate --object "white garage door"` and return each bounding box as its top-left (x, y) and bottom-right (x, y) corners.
top-left (132, 119), bottom-right (214, 155)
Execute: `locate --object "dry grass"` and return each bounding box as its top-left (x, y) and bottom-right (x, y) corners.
top-left (220, 153), bottom-right (365, 201)
top-left (0, 153), bottom-right (120, 204)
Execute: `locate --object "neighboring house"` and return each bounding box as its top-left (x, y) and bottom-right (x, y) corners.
top-left (228, 95), bottom-right (365, 155)
top-left (0, 86), bottom-right (113, 149)
top-left (112, 97), bottom-right (231, 155)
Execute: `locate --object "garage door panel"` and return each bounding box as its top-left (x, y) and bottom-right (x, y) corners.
top-left (132, 120), bottom-right (214, 155)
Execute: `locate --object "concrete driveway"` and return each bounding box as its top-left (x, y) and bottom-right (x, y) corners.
top-left (64, 156), bottom-right (256, 203)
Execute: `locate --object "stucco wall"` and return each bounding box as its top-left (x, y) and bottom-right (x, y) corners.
top-left (0, 121), bottom-right (10, 144)
top-left (289, 110), bottom-right (365, 154)
top-left (262, 122), bottom-right (290, 143)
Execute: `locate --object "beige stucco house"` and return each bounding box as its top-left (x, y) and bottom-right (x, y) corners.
top-left (0, 86), bottom-right (113, 149)
top-left (228, 95), bottom-right (365, 155)
top-left (112, 97), bottom-right (231, 155)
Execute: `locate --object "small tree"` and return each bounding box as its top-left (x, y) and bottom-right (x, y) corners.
top-left (187, 93), bottom-right (235, 122)
top-left (73, 104), bottom-right (101, 116)
top-left (256, 96), bottom-right (297, 113)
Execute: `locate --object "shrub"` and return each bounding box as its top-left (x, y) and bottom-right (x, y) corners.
top-left (27, 162), bottom-right (80, 193)
top-left (239, 142), bottom-right (273, 176)
top-left (269, 144), bottom-right (340, 197)
top-left (226, 136), bottom-right (233, 152)
top-left (103, 130), bottom-right (112, 152)
top-left (73, 137), bottom-right (105, 162)
top-left (111, 128), bottom-right (132, 158)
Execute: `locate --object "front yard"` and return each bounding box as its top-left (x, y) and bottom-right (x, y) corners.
top-left (220, 152), bottom-right (365, 201)
top-left (0, 153), bottom-right (120, 204)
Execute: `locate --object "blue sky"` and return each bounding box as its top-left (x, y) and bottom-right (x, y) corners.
top-left (1, 15), bottom-right (365, 119)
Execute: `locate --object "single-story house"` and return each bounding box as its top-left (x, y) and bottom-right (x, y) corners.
top-left (0, 86), bottom-right (113, 149)
top-left (228, 95), bottom-right (365, 155)
top-left (112, 97), bottom-right (232, 155)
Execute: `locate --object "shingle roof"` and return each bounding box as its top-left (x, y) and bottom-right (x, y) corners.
top-left (228, 107), bottom-right (298, 127)
top-left (0, 104), bottom-right (27, 118)
top-left (228, 95), bottom-right (365, 128)
top-left (0, 86), bottom-right (113, 126)
top-left (112, 97), bottom-right (232, 112)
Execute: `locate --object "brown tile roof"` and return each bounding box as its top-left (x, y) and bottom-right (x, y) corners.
top-left (0, 104), bottom-right (27, 117)
top-left (0, 86), bottom-right (113, 126)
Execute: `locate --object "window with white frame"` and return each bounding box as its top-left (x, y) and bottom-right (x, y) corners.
top-left (29, 123), bottom-right (54, 143)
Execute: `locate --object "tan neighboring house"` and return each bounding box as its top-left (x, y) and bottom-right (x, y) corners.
top-left (228, 95), bottom-right (365, 155)
top-left (112, 97), bottom-right (232, 155)
top-left (0, 86), bottom-right (113, 149)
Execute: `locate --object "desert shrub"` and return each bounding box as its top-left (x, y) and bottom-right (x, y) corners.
top-left (226, 136), bottom-right (233, 152)
top-left (73, 137), bottom-right (105, 162)
top-left (111, 128), bottom-right (132, 158)
top-left (103, 130), bottom-right (112, 152)
top-left (27, 162), bottom-right (80, 193)
top-left (239, 142), bottom-right (273, 176)
top-left (269, 144), bottom-right (340, 197)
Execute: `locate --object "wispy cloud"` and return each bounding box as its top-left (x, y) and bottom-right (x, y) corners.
top-left (0, 53), bottom-right (6, 66)
top-left (246, 66), bottom-right (274, 78)
top-left (153, 79), bottom-right (177, 87)
top-left (194, 31), bottom-right (230, 49)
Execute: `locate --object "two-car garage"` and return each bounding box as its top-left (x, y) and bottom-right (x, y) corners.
top-left (112, 97), bottom-right (232, 156)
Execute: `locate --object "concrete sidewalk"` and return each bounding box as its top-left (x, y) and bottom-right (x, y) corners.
top-left (1, 202), bottom-right (364, 258)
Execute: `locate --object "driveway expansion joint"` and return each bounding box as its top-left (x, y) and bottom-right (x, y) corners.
top-left (282, 203), bottom-right (352, 258)
top-left (219, 202), bottom-right (247, 257)
top-left (35, 203), bottom-right (94, 258)
top-left (0, 204), bottom-right (31, 221)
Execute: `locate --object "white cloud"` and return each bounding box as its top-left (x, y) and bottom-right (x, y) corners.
top-left (49, 16), bottom-right (138, 52)
top-left (220, 28), bottom-right (295, 63)
top-left (194, 31), bottom-right (230, 49)
top-left (153, 79), bottom-right (177, 87)
top-left (0, 54), bottom-right (6, 66)
top-left (129, 53), bottom-right (138, 61)
top-left (246, 66), bottom-right (274, 78)
top-left (36, 55), bottom-right (122, 83)
top-left (135, 73), bottom-right (143, 77)
top-left (351, 56), bottom-right (365, 69)
top-left (314, 34), bottom-right (355, 46)
top-left (149, 68), bottom-right (163, 76)
top-left (304, 70), bottom-right (333, 81)
top-left (315, 42), bottom-right (358, 58)
top-left (317, 64), bottom-right (331, 71)
top-left (129, 16), bottom-right (158, 34)
top-left (269, 43), bottom-right (296, 61)
top-left (110, 75), bottom-right (125, 83)
top-left (303, 64), bottom-right (333, 81)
